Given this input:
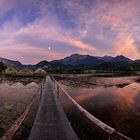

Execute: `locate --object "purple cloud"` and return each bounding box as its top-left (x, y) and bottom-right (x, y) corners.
top-left (0, 0), bottom-right (140, 63)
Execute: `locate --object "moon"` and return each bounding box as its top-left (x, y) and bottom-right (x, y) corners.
top-left (48, 46), bottom-right (51, 51)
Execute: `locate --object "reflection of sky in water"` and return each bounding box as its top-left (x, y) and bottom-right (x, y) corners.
top-left (62, 82), bottom-right (140, 109)
top-left (61, 79), bottom-right (140, 139)
top-left (0, 81), bottom-right (39, 136)
top-left (0, 82), bottom-right (39, 106)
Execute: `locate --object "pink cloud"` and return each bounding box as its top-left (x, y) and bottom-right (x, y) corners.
top-left (16, 20), bottom-right (99, 54)
top-left (0, 42), bottom-right (68, 64)
top-left (114, 36), bottom-right (140, 60)
top-left (0, 0), bottom-right (140, 63)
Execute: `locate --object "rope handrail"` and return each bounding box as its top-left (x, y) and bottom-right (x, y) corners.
top-left (50, 75), bottom-right (133, 140)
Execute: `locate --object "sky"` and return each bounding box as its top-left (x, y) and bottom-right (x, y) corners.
top-left (0, 0), bottom-right (140, 64)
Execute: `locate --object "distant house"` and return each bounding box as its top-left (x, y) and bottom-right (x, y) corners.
top-left (5, 67), bottom-right (17, 75)
top-left (34, 68), bottom-right (46, 76)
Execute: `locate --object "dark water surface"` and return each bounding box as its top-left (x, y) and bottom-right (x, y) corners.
top-left (59, 76), bottom-right (140, 140)
top-left (1, 76), bottom-right (140, 140)
top-left (0, 77), bottom-right (42, 138)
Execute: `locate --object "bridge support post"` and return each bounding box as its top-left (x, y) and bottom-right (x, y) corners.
top-left (57, 84), bottom-right (60, 98)
top-left (53, 79), bottom-right (55, 88)
top-left (40, 84), bottom-right (42, 100)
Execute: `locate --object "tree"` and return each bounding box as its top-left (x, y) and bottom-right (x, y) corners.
top-left (0, 61), bottom-right (6, 73)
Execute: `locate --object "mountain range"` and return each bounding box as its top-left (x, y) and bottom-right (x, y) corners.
top-left (0, 57), bottom-right (23, 68)
top-left (0, 54), bottom-right (140, 71)
top-left (51, 54), bottom-right (132, 66)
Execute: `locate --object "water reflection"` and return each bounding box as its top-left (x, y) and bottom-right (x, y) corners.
top-left (0, 78), bottom-right (41, 137)
top-left (0, 82), bottom-right (39, 101)
top-left (0, 76), bottom-right (43, 85)
top-left (61, 78), bottom-right (140, 140)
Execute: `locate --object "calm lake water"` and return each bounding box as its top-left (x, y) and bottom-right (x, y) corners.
top-left (0, 76), bottom-right (140, 140)
top-left (0, 77), bottom-right (42, 138)
top-left (59, 76), bottom-right (140, 140)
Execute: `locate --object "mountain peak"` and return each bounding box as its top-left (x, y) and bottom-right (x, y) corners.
top-left (0, 57), bottom-right (23, 67)
top-left (111, 55), bottom-right (132, 62)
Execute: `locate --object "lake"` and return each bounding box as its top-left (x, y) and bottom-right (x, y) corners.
top-left (0, 75), bottom-right (140, 140)
top-left (0, 77), bottom-right (42, 138)
top-left (57, 75), bottom-right (140, 140)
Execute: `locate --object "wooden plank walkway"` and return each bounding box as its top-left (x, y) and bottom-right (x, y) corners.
top-left (28, 76), bottom-right (78, 140)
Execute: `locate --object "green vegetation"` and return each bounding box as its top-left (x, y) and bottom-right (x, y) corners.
top-left (17, 68), bottom-right (34, 76)
top-left (1, 59), bottom-right (140, 75)
top-left (48, 67), bottom-right (140, 75)
top-left (4, 67), bottom-right (46, 77)
top-left (34, 68), bottom-right (46, 76)
top-left (5, 67), bottom-right (17, 75)
top-left (0, 62), bottom-right (6, 74)
top-left (84, 70), bottom-right (97, 74)
top-left (48, 61), bottom-right (140, 75)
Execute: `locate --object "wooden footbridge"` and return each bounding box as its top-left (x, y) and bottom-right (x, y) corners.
top-left (28, 76), bottom-right (78, 140)
top-left (1, 75), bottom-right (133, 140)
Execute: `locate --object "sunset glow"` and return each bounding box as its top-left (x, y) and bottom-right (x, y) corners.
top-left (0, 0), bottom-right (140, 63)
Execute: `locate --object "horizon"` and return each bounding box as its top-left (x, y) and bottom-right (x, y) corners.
top-left (0, 0), bottom-right (140, 63)
top-left (1, 53), bottom-right (139, 65)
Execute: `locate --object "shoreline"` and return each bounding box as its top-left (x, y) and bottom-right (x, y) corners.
top-left (53, 74), bottom-right (140, 88)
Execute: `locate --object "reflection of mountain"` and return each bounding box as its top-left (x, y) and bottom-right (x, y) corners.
top-left (0, 77), bottom-right (42, 85)
top-left (0, 82), bottom-right (39, 87)
top-left (0, 81), bottom-right (39, 103)
top-left (0, 81), bottom-right (39, 136)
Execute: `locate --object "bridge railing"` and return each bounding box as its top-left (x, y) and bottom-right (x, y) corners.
top-left (1, 97), bottom-right (35, 140)
top-left (50, 75), bottom-right (132, 140)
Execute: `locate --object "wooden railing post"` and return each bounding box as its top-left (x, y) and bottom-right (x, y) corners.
top-left (39, 83), bottom-right (42, 100)
top-left (57, 84), bottom-right (60, 98)
top-left (53, 79), bottom-right (55, 89)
